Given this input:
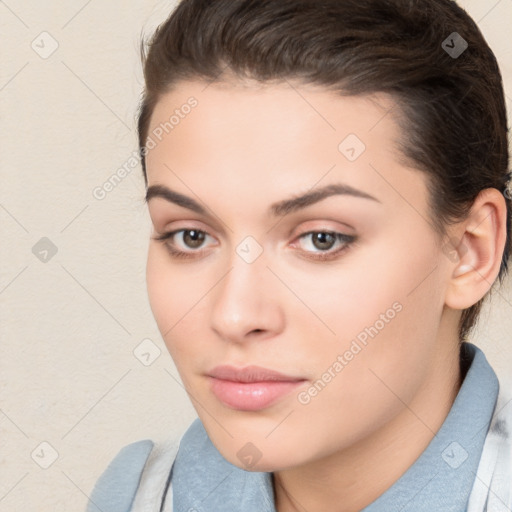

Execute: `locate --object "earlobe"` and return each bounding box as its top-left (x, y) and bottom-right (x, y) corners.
top-left (444, 188), bottom-right (507, 310)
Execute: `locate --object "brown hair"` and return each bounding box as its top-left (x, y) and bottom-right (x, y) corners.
top-left (137, 0), bottom-right (511, 342)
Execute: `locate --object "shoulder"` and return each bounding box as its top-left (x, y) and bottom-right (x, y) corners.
top-left (86, 439), bottom-right (155, 512)
top-left (493, 377), bottom-right (512, 433)
top-left (474, 377), bottom-right (512, 510)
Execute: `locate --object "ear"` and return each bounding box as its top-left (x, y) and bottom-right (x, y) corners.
top-left (444, 188), bottom-right (508, 310)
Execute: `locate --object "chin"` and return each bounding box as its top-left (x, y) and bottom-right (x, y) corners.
top-left (223, 446), bottom-right (299, 473)
top-left (204, 424), bottom-right (310, 473)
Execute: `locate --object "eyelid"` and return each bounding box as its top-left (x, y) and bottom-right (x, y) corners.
top-left (288, 219), bottom-right (355, 238)
top-left (148, 204), bottom-right (228, 240)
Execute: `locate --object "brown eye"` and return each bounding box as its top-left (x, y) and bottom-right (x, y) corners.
top-left (182, 229), bottom-right (206, 249)
top-left (311, 232), bottom-right (336, 251)
top-left (152, 228), bottom-right (215, 260)
top-left (294, 230), bottom-right (356, 261)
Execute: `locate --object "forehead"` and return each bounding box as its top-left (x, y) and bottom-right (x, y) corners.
top-left (146, 80), bottom-right (406, 170)
top-left (144, 80), bottom-right (428, 222)
top-left (147, 79), bottom-right (400, 143)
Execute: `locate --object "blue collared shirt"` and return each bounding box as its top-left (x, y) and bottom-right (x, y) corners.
top-left (85, 342), bottom-right (501, 512)
top-left (171, 342), bottom-right (499, 511)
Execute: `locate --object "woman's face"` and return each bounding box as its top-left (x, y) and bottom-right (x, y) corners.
top-left (145, 80), bottom-right (457, 471)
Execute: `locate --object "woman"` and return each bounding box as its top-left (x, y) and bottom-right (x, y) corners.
top-left (86, 0), bottom-right (512, 510)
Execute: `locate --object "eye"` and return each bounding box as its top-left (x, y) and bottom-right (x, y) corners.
top-left (293, 231), bottom-right (356, 261)
top-left (152, 228), bottom-right (356, 262)
top-left (152, 228), bottom-right (215, 259)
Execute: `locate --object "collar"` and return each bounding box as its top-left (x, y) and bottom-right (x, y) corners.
top-left (363, 342), bottom-right (499, 511)
top-left (171, 342), bottom-right (499, 511)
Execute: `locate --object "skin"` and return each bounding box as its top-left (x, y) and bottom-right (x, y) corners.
top-left (144, 79), bottom-right (507, 511)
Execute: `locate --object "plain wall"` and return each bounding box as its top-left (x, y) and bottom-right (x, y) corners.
top-left (1, 1), bottom-right (511, 510)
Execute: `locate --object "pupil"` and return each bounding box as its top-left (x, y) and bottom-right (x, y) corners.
top-left (313, 232), bottom-right (335, 250)
top-left (184, 230), bottom-right (205, 248)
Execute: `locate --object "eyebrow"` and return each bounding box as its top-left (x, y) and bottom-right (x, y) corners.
top-left (145, 182), bottom-right (380, 217)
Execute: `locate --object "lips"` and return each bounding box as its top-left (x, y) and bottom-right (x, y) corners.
top-left (208, 364), bottom-right (305, 383)
top-left (207, 365), bottom-right (307, 411)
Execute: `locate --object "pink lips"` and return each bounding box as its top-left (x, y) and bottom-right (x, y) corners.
top-left (207, 365), bottom-right (306, 411)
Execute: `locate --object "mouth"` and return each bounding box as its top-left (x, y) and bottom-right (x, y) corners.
top-left (206, 365), bottom-right (307, 411)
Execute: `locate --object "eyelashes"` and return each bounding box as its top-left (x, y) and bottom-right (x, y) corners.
top-left (152, 229), bottom-right (213, 260)
top-left (151, 228), bottom-right (356, 262)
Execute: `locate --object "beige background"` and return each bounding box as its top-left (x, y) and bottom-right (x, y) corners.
top-left (1, 1), bottom-right (511, 510)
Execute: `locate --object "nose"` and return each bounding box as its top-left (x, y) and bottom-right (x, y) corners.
top-left (209, 245), bottom-right (285, 344)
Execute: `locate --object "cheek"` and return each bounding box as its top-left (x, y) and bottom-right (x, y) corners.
top-left (145, 244), bottom-right (214, 368)
top-left (146, 245), bottom-right (174, 332)
top-left (278, 247), bottom-right (445, 459)
top-left (146, 246), bottom-right (191, 354)
top-left (331, 231), bottom-right (444, 397)
top-left (309, 227), bottom-right (444, 391)
top-left (289, 233), bottom-right (439, 350)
